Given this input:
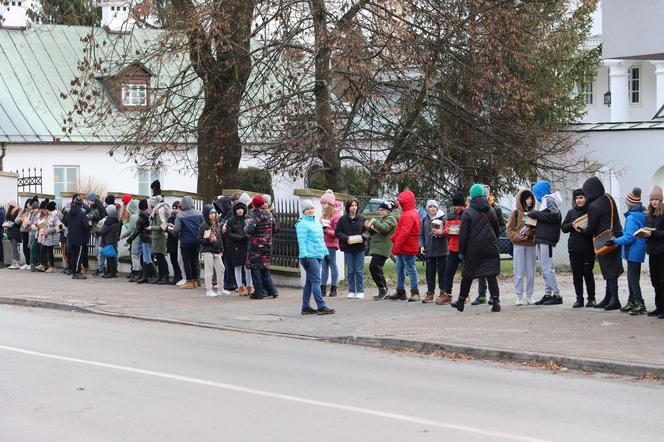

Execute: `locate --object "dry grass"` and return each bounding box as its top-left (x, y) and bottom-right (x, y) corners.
top-left (74, 175), bottom-right (108, 198)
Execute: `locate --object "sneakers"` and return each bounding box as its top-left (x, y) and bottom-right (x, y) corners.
top-left (572, 298), bottom-right (584, 308)
top-left (329, 286), bottom-right (338, 297)
top-left (301, 306), bottom-right (318, 315)
top-left (44, 267), bottom-right (56, 273)
top-left (585, 298), bottom-right (596, 308)
top-left (20, 264), bottom-right (29, 270)
top-left (647, 309), bottom-right (663, 317)
top-left (422, 292), bottom-right (435, 304)
top-left (542, 295), bottom-right (563, 305)
top-left (347, 292), bottom-right (356, 299)
top-left (471, 295), bottom-right (487, 305)
top-left (388, 289), bottom-right (408, 301)
top-left (176, 278), bottom-right (187, 287)
top-left (8, 261), bottom-right (20, 270)
top-left (526, 295), bottom-right (536, 305)
top-left (206, 290), bottom-right (220, 297)
top-left (250, 293), bottom-right (265, 300)
top-left (629, 302), bottom-right (647, 315)
top-left (515, 297), bottom-right (524, 306)
top-left (355, 292), bottom-right (365, 299)
top-left (534, 294), bottom-right (553, 305)
top-left (620, 301), bottom-right (635, 313)
top-left (238, 287), bottom-right (247, 296)
top-left (407, 292), bottom-right (420, 302)
top-left (72, 272), bottom-right (87, 280)
top-left (374, 288), bottom-right (388, 301)
top-left (435, 293), bottom-right (453, 305)
top-left (317, 307), bottom-right (335, 315)
top-left (180, 281), bottom-right (196, 289)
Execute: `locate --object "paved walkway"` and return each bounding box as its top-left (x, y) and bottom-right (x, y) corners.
top-left (1, 269), bottom-right (663, 375)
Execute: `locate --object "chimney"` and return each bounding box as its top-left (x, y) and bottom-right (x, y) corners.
top-left (98, 0), bottom-right (133, 33)
top-left (0, 0), bottom-right (32, 29)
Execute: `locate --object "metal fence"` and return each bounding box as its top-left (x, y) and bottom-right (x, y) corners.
top-left (271, 198), bottom-right (300, 269)
top-left (15, 167), bottom-right (43, 195)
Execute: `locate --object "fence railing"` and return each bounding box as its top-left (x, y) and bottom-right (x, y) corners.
top-left (271, 198), bottom-right (300, 269)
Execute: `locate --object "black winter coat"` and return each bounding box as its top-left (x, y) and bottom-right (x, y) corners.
top-left (528, 196), bottom-right (562, 246)
top-left (100, 217), bottom-right (120, 248)
top-left (581, 177), bottom-right (623, 279)
top-left (64, 205), bottom-right (91, 246)
top-left (335, 213), bottom-right (368, 253)
top-left (127, 211), bottom-right (151, 244)
top-left (561, 204), bottom-right (594, 255)
top-left (200, 221), bottom-right (224, 254)
top-left (459, 197), bottom-right (500, 278)
top-left (4, 206), bottom-right (21, 242)
top-left (646, 213), bottom-right (664, 256)
top-left (226, 214), bottom-right (250, 267)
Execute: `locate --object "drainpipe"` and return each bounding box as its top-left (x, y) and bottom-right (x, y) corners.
top-left (0, 142), bottom-right (5, 171)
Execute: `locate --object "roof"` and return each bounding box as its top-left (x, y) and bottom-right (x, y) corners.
top-left (567, 121), bottom-right (664, 132)
top-left (0, 25), bottom-right (196, 144)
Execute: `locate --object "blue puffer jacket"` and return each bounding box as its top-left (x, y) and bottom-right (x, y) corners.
top-left (296, 215), bottom-right (329, 260)
top-left (614, 205), bottom-right (647, 263)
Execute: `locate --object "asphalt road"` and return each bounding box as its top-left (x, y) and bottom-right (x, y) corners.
top-left (0, 305), bottom-right (662, 442)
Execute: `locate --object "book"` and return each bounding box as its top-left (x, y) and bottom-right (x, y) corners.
top-left (447, 224), bottom-right (460, 236)
top-left (524, 215), bottom-right (538, 227)
top-left (348, 235), bottom-right (363, 244)
top-left (634, 227), bottom-right (655, 237)
top-left (572, 214), bottom-right (588, 230)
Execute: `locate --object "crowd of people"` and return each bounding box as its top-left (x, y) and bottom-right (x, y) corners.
top-left (1, 175), bottom-right (663, 320)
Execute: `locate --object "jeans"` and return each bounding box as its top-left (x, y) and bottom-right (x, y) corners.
top-left (396, 254), bottom-right (418, 290)
top-left (425, 256), bottom-right (446, 292)
top-left (251, 267), bottom-right (277, 297)
top-left (513, 245), bottom-right (536, 299)
top-left (234, 265), bottom-right (253, 287)
top-left (345, 251), bottom-right (365, 294)
top-left (369, 255), bottom-right (388, 289)
top-left (605, 278), bottom-right (618, 295)
top-left (627, 261), bottom-right (644, 303)
top-left (444, 252), bottom-right (461, 294)
top-left (301, 258), bottom-right (326, 309)
top-left (459, 275), bottom-right (499, 299)
top-left (569, 252), bottom-right (595, 300)
top-left (223, 252), bottom-right (236, 289)
top-left (141, 242), bottom-right (153, 264)
top-left (203, 252), bottom-right (225, 290)
top-left (650, 254), bottom-right (664, 311)
top-left (181, 245), bottom-right (201, 280)
top-left (537, 243), bottom-right (559, 295)
top-left (321, 247), bottom-right (339, 286)
top-left (10, 238), bottom-right (20, 261)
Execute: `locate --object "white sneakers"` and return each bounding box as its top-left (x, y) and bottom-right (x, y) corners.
top-left (515, 298), bottom-right (524, 306)
top-left (206, 290), bottom-right (219, 297)
top-left (355, 293), bottom-right (365, 299)
top-left (20, 264), bottom-right (30, 270)
top-left (220, 289), bottom-right (231, 296)
top-left (526, 296), bottom-right (535, 305)
top-left (8, 261), bottom-right (20, 270)
top-left (347, 292), bottom-right (356, 299)
top-left (176, 278), bottom-right (187, 286)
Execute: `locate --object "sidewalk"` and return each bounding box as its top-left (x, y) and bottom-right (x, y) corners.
top-left (1, 269), bottom-right (663, 376)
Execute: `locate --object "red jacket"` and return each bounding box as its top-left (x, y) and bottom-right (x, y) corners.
top-left (444, 207), bottom-right (464, 253)
top-left (391, 190), bottom-right (421, 256)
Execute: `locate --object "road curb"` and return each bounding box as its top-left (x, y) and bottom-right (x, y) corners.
top-left (330, 336), bottom-right (664, 378)
top-left (3, 297), bottom-right (662, 378)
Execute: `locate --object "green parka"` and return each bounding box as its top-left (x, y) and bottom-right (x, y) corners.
top-left (368, 213), bottom-right (397, 257)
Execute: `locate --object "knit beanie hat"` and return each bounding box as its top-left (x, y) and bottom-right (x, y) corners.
top-left (301, 199), bottom-right (315, 213)
top-left (252, 194), bottom-right (266, 208)
top-left (626, 187), bottom-right (642, 207)
top-left (650, 185), bottom-right (663, 202)
top-left (239, 193), bottom-right (251, 205)
top-left (86, 192), bottom-right (96, 202)
top-left (426, 199), bottom-right (439, 209)
top-left (105, 194), bottom-right (116, 206)
top-left (451, 192), bottom-right (465, 207)
top-left (320, 189), bottom-right (336, 205)
top-left (469, 184), bottom-right (485, 199)
top-left (121, 194), bottom-right (133, 206)
top-left (138, 199), bottom-right (148, 211)
top-left (263, 194), bottom-right (272, 207)
top-left (532, 180), bottom-right (551, 203)
top-left (379, 200), bottom-right (394, 211)
top-left (106, 204), bottom-right (118, 218)
top-left (46, 201), bottom-right (56, 211)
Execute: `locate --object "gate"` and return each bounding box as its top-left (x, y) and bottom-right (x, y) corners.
top-left (15, 167), bottom-right (43, 194)
top-left (272, 198), bottom-right (300, 269)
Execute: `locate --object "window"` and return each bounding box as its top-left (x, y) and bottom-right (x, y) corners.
top-left (53, 166), bottom-right (79, 205)
top-left (579, 78), bottom-right (593, 105)
top-left (629, 67), bottom-right (640, 104)
top-left (122, 84), bottom-right (148, 107)
top-left (138, 167), bottom-right (160, 196)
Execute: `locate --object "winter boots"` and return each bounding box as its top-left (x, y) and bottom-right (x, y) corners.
top-left (604, 292), bottom-right (621, 311)
top-left (422, 291), bottom-right (435, 304)
top-left (594, 292), bottom-right (611, 309)
top-left (573, 297), bottom-right (585, 309)
top-left (321, 285), bottom-right (327, 297)
top-left (435, 291), bottom-right (453, 305)
top-left (388, 289), bottom-right (408, 301)
top-left (451, 295), bottom-right (467, 312)
top-left (407, 288), bottom-right (420, 302)
top-left (491, 296), bottom-right (501, 312)
top-left (329, 286), bottom-right (338, 297)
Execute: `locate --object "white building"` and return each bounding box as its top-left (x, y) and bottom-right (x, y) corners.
top-left (570, 0), bottom-right (664, 204)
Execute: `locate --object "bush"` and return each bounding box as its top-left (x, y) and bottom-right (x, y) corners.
top-left (226, 167), bottom-right (274, 196)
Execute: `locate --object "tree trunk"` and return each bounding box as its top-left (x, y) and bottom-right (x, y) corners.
top-left (311, 0), bottom-right (347, 193)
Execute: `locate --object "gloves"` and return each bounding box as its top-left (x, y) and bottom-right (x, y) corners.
top-left (604, 240), bottom-right (615, 247)
top-left (458, 253), bottom-right (464, 262)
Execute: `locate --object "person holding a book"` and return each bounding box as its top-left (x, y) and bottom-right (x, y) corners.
top-left (506, 188), bottom-right (537, 305)
top-left (580, 177), bottom-right (624, 310)
top-left (606, 188), bottom-right (648, 315)
top-left (561, 189), bottom-right (596, 308)
top-left (643, 185), bottom-right (664, 318)
top-left (440, 192), bottom-right (465, 304)
top-left (526, 180), bottom-right (563, 305)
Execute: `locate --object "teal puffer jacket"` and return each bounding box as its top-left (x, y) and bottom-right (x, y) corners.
top-left (296, 215), bottom-right (329, 259)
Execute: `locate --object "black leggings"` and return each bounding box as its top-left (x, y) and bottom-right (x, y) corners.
top-left (21, 232), bottom-right (30, 264)
top-left (650, 254), bottom-right (664, 311)
top-left (181, 245), bottom-right (200, 280)
top-left (369, 255), bottom-right (388, 289)
top-left (459, 276), bottom-right (499, 299)
top-left (569, 252), bottom-right (596, 299)
top-left (42, 246), bottom-right (54, 268)
top-left (169, 251), bottom-right (182, 279)
top-left (69, 244), bottom-right (85, 273)
top-left (155, 253), bottom-right (169, 278)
